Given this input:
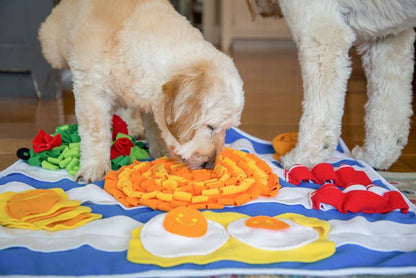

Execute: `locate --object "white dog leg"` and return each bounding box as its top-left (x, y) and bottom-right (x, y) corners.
top-left (280, 3), bottom-right (356, 168)
top-left (74, 84), bottom-right (113, 183)
top-left (352, 29), bottom-right (415, 169)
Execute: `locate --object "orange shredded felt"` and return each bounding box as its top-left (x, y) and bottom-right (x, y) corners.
top-left (104, 148), bottom-right (280, 211)
top-left (245, 215), bottom-right (290, 231)
top-left (162, 207), bottom-right (208, 237)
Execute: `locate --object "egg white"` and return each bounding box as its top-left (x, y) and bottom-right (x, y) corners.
top-left (140, 212), bottom-right (229, 258)
top-left (227, 217), bottom-right (319, 251)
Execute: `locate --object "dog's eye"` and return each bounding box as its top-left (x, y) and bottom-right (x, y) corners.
top-left (207, 125), bottom-right (214, 132)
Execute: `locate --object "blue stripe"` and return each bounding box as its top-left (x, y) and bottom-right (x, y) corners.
top-left (1, 241), bottom-right (415, 276)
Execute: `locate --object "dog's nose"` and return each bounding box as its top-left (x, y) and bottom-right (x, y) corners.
top-left (202, 159), bottom-right (215, 170)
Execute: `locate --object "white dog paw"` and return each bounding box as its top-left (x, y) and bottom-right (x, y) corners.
top-left (76, 163), bottom-right (110, 183)
top-left (280, 141), bottom-right (336, 169)
top-left (352, 145), bottom-right (400, 170)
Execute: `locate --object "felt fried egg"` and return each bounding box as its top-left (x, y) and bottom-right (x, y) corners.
top-left (140, 207), bottom-right (228, 258)
top-left (227, 215), bottom-right (319, 251)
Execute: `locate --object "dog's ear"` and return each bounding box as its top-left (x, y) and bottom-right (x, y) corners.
top-left (246, 0), bottom-right (258, 21)
top-left (162, 65), bottom-right (210, 142)
top-left (246, 0), bottom-right (282, 19)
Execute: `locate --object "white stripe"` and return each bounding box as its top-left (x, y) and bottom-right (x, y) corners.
top-left (329, 216), bottom-right (416, 251)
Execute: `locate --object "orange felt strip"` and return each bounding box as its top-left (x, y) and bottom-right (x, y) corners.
top-left (217, 198), bottom-right (236, 206)
top-left (189, 203), bottom-right (208, 210)
top-left (105, 185), bottom-right (127, 201)
top-left (171, 200), bottom-right (188, 208)
top-left (156, 201), bottom-right (173, 212)
top-left (125, 197), bottom-right (141, 207)
top-left (234, 193), bottom-right (252, 206)
top-left (46, 212), bottom-right (92, 228)
top-left (206, 203), bottom-right (224, 210)
top-left (139, 199), bottom-right (159, 210)
top-left (192, 169), bottom-right (211, 181)
top-left (173, 191), bottom-right (192, 202)
top-left (25, 206), bottom-right (76, 223)
top-left (6, 189), bottom-right (62, 220)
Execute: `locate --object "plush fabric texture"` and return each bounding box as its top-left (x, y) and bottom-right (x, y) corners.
top-left (0, 127), bottom-right (416, 277)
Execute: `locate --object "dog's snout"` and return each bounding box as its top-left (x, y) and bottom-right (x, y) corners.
top-left (181, 151), bottom-right (219, 170)
top-left (202, 159), bottom-right (215, 170)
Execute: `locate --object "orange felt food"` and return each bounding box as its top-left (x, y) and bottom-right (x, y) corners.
top-left (272, 132), bottom-right (298, 162)
top-left (245, 215), bottom-right (290, 231)
top-left (6, 189), bottom-right (61, 220)
top-left (104, 148), bottom-right (280, 211)
top-left (163, 207), bottom-right (208, 237)
top-left (0, 188), bottom-right (102, 231)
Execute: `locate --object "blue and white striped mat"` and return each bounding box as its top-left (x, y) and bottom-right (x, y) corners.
top-left (1, 127), bottom-right (415, 277)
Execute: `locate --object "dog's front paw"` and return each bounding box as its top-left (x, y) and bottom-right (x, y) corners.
top-left (352, 145), bottom-right (400, 170)
top-left (76, 163), bottom-right (111, 183)
top-left (280, 140), bottom-right (335, 169)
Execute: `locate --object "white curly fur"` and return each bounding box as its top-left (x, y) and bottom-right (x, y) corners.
top-left (251, 0), bottom-right (416, 170)
top-left (39, 0), bottom-right (244, 182)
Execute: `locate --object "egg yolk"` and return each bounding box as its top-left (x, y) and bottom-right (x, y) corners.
top-left (245, 216), bottom-right (290, 231)
top-left (6, 189), bottom-right (61, 220)
top-left (163, 207), bottom-right (208, 237)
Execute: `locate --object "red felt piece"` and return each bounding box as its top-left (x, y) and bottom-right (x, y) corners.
top-left (381, 191), bottom-right (409, 214)
top-left (110, 137), bottom-right (134, 159)
top-left (285, 165), bottom-right (316, 185)
top-left (344, 190), bottom-right (388, 214)
top-left (311, 183), bottom-right (409, 214)
top-left (311, 163), bottom-right (338, 185)
top-left (311, 183), bottom-right (346, 212)
top-left (32, 130), bottom-right (62, 153)
top-left (112, 114), bottom-right (128, 140)
top-left (336, 166), bottom-right (372, 188)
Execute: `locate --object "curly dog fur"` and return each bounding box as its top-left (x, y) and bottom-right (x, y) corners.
top-left (249, 0), bottom-right (416, 170)
top-left (39, 0), bottom-right (245, 182)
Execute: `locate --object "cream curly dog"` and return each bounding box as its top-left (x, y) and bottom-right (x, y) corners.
top-left (249, 0), bottom-right (416, 170)
top-left (39, 0), bottom-right (244, 182)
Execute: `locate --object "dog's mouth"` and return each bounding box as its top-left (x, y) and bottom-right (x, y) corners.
top-left (173, 151), bottom-right (217, 170)
top-left (186, 153), bottom-right (217, 170)
top-left (187, 156), bottom-right (216, 170)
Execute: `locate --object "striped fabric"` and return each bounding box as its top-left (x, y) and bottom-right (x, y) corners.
top-left (0, 127), bottom-right (415, 277)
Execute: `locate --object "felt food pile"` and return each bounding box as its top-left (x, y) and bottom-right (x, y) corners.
top-left (0, 188), bottom-right (102, 231)
top-left (16, 115), bottom-right (148, 175)
top-left (104, 148), bottom-right (280, 211)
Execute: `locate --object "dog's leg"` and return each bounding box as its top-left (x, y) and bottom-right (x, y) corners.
top-left (280, 3), bottom-right (356, 169)
top-left (352, 29), bottom-right (415, 169)
top-left (142, 112), bottom-right (170, 158)
top-left (74, 84), bottom-right (113, 183)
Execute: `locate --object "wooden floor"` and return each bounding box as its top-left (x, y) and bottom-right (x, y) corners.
top-left (0, 41), bottom-right (415, 172)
